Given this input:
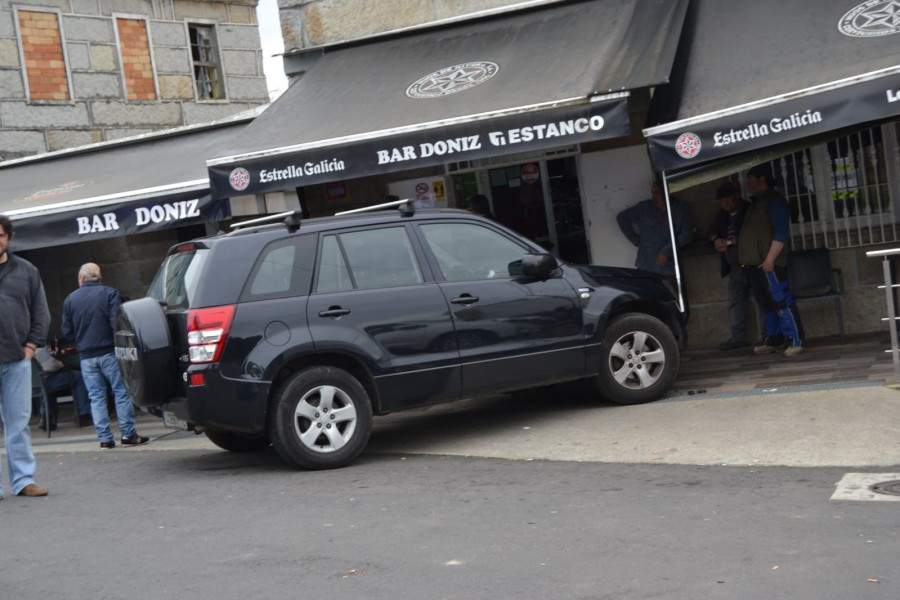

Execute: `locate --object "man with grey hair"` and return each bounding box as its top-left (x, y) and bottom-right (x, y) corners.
top-left (62, 262), bottom-right (148, 449)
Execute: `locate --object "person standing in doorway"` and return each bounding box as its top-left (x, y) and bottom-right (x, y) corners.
top-left (468, 194), bottom-right (494, 220)
top-left (707, 182), bottom-right (751, 350)
top-left (62, 263), bottom-right (149, 449)
top-left (617, 181), bottom-right (693, 290)
top-left (0, 214), bottom-right (51, 498)
top-left (740, 164), bottom-right (804, 356)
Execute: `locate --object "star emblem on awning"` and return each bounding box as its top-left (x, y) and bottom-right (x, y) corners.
top-left (407, 62), bottom-right (500, 99)
top-left (859, 0), bottom-right (900, 28)
top-left (839, 0), bottom-right (900, 37)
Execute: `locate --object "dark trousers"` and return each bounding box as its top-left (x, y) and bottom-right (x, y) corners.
top-left (744, 265), bottom-right (804, 346)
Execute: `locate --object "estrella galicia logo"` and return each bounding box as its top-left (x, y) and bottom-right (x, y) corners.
top-left (839, 0), bottom-right (900, 37)
top-left (674, 132), bottom-right (702, 159)
top-left (229, 167), bottom-right (251, 191)
top-left (406, 61), bottom-right (499, 99)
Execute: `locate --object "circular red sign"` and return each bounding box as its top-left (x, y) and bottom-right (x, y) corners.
top-left (415, 182), bottom-right (430, 194)
top-left (521, 164), bottom-right (539, 184)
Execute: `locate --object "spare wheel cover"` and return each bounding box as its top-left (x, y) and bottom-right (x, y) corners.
top-left (115, 297), bottom-right (174, 407)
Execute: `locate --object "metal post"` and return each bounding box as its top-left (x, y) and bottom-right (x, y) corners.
top-left (660, 171), bottom-right (685, 313)
top-left (882, 257), bottom-right (900, 380)
top-left (867, 247), bottom-right (900, 382)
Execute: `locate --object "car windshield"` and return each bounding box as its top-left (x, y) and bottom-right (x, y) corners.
top-left (147, 248), bottom-right (208, 309)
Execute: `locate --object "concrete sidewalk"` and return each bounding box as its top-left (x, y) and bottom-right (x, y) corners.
top-left (17, 382), bottom-right (900, 468)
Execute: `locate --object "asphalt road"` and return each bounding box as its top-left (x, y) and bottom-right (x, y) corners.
top-left (2, 449), bottom-right (898, 600)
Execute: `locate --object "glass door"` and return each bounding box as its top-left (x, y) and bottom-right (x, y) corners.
top-left (452, 157), bottom-right (589, 264)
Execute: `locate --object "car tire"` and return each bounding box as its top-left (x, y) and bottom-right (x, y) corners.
top-left (205, 431), bottom-right (271, 453)
top-left (595, 313), bottom-right (679, 405)
top-left (269, 366), bottom-right (373, 470)
top-left (115, 297), bottom-right (175, 408)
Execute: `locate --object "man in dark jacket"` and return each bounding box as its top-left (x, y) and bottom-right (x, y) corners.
top-left (62, 263), bottom-right (148, 449)
top-left (0, 214), bottom-right (50, 498)
top-left (706, 182), bottom-right (751, 350)
top-left (741, 164), bottom-right (804, 357)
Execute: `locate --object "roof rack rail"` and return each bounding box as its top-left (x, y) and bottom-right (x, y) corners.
top-left (231, 210), bottom-right (302, 230)
top-left (335, 198), bottom-right (415, 217)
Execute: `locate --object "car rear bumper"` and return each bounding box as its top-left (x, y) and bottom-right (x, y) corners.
top-left (161, 370), bottom-right (272, 434)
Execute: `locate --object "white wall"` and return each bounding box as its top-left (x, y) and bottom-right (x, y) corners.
top-left (580, 145), bottom-right (655, 266)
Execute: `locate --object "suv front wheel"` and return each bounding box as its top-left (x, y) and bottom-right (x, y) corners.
top-left (269, 366), bottom-right (373, 470)
top-left (595, 313), bottom-right (679, 405)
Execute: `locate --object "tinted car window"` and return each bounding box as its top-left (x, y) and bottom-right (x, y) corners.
top-left (242, 234), bottom-right (316, 301)
top-left (317, 227), bottom-right (423, 291)
top-left (148, 248), bottom-right (208, 309)
top-left (420, 223), bottom-right (526, 281)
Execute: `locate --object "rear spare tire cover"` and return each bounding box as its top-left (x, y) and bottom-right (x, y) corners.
top-left (115, 297), bottom-right (174, 407)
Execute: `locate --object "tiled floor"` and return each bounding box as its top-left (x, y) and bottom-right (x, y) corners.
top-left (670, 332), bottom-right (897, 397)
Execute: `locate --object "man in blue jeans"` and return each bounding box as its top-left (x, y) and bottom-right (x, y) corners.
top-left (740, 164), bottom-right (804, 356)
top-left (0, 214), bottom-right (51, 498)
top-left (62, 263), bottom-right (148, 449)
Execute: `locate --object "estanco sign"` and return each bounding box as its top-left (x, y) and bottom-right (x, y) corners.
top-left (647, 71), bottom-right (900, 172)
top-left (208, 100), bottom-right (629, 199)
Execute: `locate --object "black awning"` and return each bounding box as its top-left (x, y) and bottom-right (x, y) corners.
top-left (207, 0), bottom-right (688, 198)
top-left (644, 0), bottom-right (900, 173)
top-left (0, 116), bottom-right (253, 250)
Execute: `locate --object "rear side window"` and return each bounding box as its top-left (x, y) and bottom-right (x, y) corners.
top-left (315, 226), bottom-right (423, 292)
top-left (148, 249), bottom-right (208, 309)
top-left (241, 234), bottom-right (316, 301)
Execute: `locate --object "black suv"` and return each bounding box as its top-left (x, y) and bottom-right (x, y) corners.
top-left (115, 204), bottom-right (685, 470)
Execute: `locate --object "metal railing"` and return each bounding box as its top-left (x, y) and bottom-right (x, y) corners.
top-left (865, 247), bottom-right (900, 380)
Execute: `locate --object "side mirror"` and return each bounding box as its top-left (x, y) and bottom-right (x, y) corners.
top-left (519, 253), bottom-right (558, 279)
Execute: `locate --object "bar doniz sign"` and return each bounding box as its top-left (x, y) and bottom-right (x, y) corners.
top-left (12, 193), bottom-right (230, 251)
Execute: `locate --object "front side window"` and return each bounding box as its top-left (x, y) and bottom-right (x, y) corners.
top-left (188, 24), bottom-right (224, 100)
top-left (316, 227), bottom-right (423, 292)
top-left (420, 223), bottom-right (526, 281)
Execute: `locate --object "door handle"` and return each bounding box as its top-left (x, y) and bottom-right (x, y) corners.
top-left (318, 306), bottom-right (351, 318)
top-left (450, 294), bottom-right (479, 306)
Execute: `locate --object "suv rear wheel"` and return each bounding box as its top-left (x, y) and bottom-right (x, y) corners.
top-left (596, 313), bottom-right (678, 405)
top-left (205, 431), bottom-right (271, 453)
top-left (269, 366), bottom-right (373, 470)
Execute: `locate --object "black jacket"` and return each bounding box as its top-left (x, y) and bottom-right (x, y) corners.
top-left (0, 253), bottom-right (50, 363)
top-left (61, 280), bottom-right (122, 359)
top-left (707, 201), bottom-right (750, 278)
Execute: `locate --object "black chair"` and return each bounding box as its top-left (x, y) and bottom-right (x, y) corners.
top-left (787, 248), bottom-right (845, 344)
top-left (32, 359), bottom-right (85, 428)
top-left (30, 360), bottom-right (53, 438)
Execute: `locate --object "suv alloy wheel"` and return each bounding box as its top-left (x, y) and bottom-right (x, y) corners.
top-left (269, 366), bottom-right (374, 469)
top-left (595, 313), bottom-right (679, 405)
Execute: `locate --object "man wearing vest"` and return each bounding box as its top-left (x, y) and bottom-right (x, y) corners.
top-left (740, 164), bottom-right (804, 356)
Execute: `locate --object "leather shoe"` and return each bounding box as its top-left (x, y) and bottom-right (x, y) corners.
top-left (17, 483), bottom-right (49, 497)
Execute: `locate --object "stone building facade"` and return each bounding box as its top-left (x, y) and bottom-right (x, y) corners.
top-left (277, 0), bottom-right (523, 51)
top-left (0, 0), bottom-right (269, 160)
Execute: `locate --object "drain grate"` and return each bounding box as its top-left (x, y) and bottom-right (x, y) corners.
top-left (869, 480), bottom-right (900, 497)
top-left (831, 473), bottom-right (900, 501)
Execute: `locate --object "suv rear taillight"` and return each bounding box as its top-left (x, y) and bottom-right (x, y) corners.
top-left (187, 305), bottom-right (236, 363)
